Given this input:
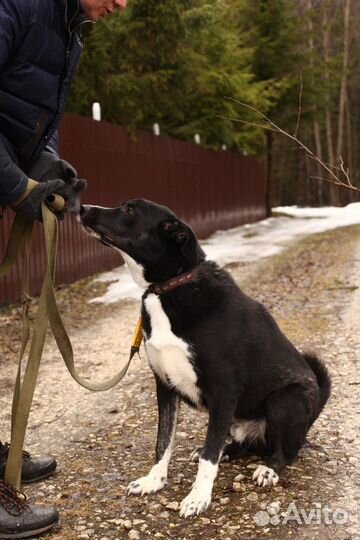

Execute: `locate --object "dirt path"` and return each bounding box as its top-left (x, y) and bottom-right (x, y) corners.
top-left (0, 225), bottom-right (359, 540)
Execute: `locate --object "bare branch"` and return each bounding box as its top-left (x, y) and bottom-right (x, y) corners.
top-left (310, 176), bottom-right (360, 192)
top-left (307, 154), bottom-right (344, 172)
top-left (221, 115), bottom-right (278, 133)
top-left (338, 156), bottom-right (352, 186)
top-left (224, 97), bottom-right (360, 194)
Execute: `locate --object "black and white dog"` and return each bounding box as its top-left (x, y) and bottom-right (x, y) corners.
top-left (80, 199), bottom-right (331, 518)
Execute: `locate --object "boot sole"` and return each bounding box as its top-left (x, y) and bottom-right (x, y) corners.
top-left (0, 517), bottom-right (59, 538)
top-left (0, 465), bottom-right (57, 485)
top-left (21, 468), bottom-right (56, 484)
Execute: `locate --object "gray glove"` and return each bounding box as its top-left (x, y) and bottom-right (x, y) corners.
top-left (14, 179), bottom-right (68, 222)
top-left (29, 152), bottom-right (87, 214)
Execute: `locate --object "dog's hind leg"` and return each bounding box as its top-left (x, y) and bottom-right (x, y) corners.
top-left (253, 385), bottom-right (309, 487)
top-left (127, 376), bottom-right (179, 496)
top-left (180, 398), bottom-right (237, 518)
top-left (224, 418), bottom-right (268, 461)
top-left (189, 441), bottom-right (254, 463)
top-left (222, 439), bottom-right (268, 461)
top-left (189, 440), bottom-right (267, 463)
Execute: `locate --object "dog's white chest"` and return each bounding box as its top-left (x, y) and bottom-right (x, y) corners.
top-left (143, 293), bottom-right (200, 406)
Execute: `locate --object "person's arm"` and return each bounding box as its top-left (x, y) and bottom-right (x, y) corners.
top-left (0, 1), bottom-right (86, 217)
top-left (0, 141), bottom-right (28, 205)
top-left (46, 131), bottom-right (60, 156)
top-left (0, 0), bottom-right (35, 205)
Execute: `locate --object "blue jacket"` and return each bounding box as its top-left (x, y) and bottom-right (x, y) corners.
top-left (0, 0), bottom-right (88, 205)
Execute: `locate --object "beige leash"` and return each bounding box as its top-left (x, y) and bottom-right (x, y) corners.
top-left (0, 201), bottom-right (142, 488)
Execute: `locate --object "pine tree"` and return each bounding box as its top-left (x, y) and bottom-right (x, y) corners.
top-left (230, 0), bottom-right (319, 207)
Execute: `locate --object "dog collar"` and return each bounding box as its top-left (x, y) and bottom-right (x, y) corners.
top-left (149, 267), bottom-right (200, 295)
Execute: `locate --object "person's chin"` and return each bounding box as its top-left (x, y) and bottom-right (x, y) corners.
top-left (88, 9), bottom-right (105, 22)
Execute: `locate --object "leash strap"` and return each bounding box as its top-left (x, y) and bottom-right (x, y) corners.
top-left (0, 205), bottom-right (139, 489)
top-left (42, 207), bottom-right (134, 391)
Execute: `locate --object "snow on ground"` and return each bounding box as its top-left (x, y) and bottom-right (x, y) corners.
top-left (90, 202), bottom-right (360, 304)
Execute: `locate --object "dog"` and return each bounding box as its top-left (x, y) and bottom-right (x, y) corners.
top-left (80, 199), bottom-right (331, 518)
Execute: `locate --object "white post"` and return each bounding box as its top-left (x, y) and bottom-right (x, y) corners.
top-left (194, 133), bottom-right (201, 144)
top-left (92, 102), bottom-right (101, 121)
top-left (153, 123), bottom-right (160, 136)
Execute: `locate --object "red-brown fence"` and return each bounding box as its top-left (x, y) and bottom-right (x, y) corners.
top-left (0, 113), bottom-right (266, 304)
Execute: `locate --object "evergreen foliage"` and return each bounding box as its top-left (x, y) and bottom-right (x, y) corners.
top-left (68, 0), bottom-right (271, 151)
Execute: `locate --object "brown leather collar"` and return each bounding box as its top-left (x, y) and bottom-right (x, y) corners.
top-left (149, 267), bottom-right (200, 295)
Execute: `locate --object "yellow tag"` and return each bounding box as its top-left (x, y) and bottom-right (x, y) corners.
top-left (132, 318), bottom-right (143, 349)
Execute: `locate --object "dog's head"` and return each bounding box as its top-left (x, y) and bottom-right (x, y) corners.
top-left (80, 198), bottom-right (206, 286)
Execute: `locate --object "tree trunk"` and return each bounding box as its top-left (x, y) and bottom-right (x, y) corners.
top-left (323, 5), bottom-right (337, 205)
top-left (265, 131), bottom-right (273, 215)
top-left (313, 122), bottom-right (324, 203)
top-left (307, 0), bottom-right (324, 204)
top-left (336, 0), bottom-right (351, 161)
top-left (344, 88), bottom-right (353, 202)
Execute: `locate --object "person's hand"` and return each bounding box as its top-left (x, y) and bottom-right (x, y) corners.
top-left (30, 153), bottom-right (87, 214)
top-left (55, 159), bottom-right (87, 213)
top-left (12, 179), bottom-right (68, 222)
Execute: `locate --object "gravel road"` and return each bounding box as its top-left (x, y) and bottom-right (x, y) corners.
top-left (0, 224), bottom-right (359, 540)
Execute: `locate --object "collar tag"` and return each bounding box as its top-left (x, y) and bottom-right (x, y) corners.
top-left (129, 318), bottom-right (143, 360)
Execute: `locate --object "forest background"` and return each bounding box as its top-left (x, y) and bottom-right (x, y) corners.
top-left (67, 0), bottom-right (359, 208)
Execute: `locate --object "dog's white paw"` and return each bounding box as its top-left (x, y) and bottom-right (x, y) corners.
top-left (179, 486), bottom-right (212, 518)
top-left (252, 465), bottom-right (279, 487)
top-left (127, 473), bottom-right (167, 496)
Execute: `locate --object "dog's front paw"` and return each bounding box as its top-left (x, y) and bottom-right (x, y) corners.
top-left (253, 465), bottom-right (279, 487)
top-left (179, 487), bottom-right (212, 518)
top-left (127, 473), bottom-right (167, 496)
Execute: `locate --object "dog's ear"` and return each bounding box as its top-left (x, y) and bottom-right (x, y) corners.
top-left (159, 220), bottom-right (206, 262)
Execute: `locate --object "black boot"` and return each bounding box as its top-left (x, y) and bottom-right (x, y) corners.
top-left (0, 443), bottom-right (56, 484)
top-left (0, 480), bottom-right (59, 538)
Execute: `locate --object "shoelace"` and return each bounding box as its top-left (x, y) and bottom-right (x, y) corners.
top-left (0, 480), bottom-right (29, 516)
top-left (0, 443), bottom-right (31, 462)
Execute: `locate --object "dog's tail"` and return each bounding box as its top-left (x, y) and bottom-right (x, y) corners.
top-left (303, 353), bottom-right (331, 418)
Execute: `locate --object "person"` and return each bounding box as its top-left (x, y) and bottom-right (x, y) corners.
top-left (0, 0), bottom-right (127, 537)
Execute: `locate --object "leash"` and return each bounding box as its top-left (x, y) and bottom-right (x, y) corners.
top-left (0, 203), bottom-right (142, 489)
